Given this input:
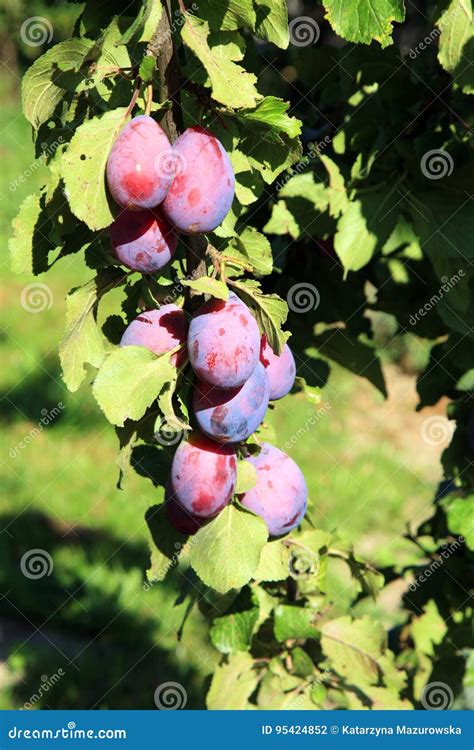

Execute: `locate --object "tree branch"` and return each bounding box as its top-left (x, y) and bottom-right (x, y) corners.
top-left (151, 0), bottom-right (208, 301)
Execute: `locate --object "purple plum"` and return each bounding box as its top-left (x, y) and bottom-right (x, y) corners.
top-left (162, 126), bottom-right (235, 234)
top-left (164, 482), bottom-right (204, 535)
top-left (120, 304), bottom-right (187, 366)
top-left (260, 335), bottom-right (296, 400)
top-left (170, 432), bottom-right (237, 517)
top-left (110, 209), bottom-right (178, 273)
top-left (240, 443), bottom-right (308, 536)
top-left (193, 362), bottom-right (270, 443)
top-left (106, 115), bottom-right (173, 210)
top-left (188, 293), bottom-right (260, 389)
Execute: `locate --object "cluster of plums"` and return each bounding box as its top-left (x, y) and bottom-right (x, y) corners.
top-left (107, 115), bottom-right (235, 272)
top-left (107, 115), bottom-right (308, 538)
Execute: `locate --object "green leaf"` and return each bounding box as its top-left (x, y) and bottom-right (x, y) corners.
top-left (22, 38), bottom-right (96, 129)
top-left (226, 227), bottom-right (273, 276)
top-left (334, 200), bottom-right (377, 273)
top-left (210, 608), bottom-right (260, 653)
top-left (321, 615), bottom-right (385, 687)
top-left (292, 647), bottom-right (315, 678)
top-left (254, 540), bottom-right (292, 582)
top-left (182, 276), bottom-right (229, 300)
top-left (206, 652), bottom-right (258, 709)
top-left (181, 16), bottom-right (260, 109)
top-left (437, 0), bottom-right (474, 94)
top-left (119, 0), bottom-right (160, 43)
top-left (323, 0), bottom-right (405, 48)
top-left (411, 600), bottom-right (447, 657)
top-left (9, 193), bottom-right (50, 274)
top-left (235, 460), bottom-right (258, 494)
top-left (264, 200), bottom-right (300, 239)
top-left (92, 345), bottom-right (176, 427)
top-left (197, 0), bottom-right (256, 31)
top-left (292, 377), bottom-right (322, 405)
top-left (62, 108), bottom-right (127, 231)
top-left (232, 280), bottom-right (288, 354)
top-left (254, 0), bottom-right (289, 48)
top-left (237, 97), bottom-right (301, 138)
top-left (59, 270), bottom-right (123, 392)
top-left (274, 605), bottom-right (319, 641)
top-left (189, 505), bottom-right (268, 593)
top-left (244, 131), bottom-right (302, 185)
top-left (443, 495), bottom-right (474, 549)
top-left (138, 55), bottom-right (156, 84)
top-left (320, 155), bottom-right (348, 218)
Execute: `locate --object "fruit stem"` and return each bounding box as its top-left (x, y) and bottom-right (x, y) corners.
top-left (145, 84), bottom-right (153, 116)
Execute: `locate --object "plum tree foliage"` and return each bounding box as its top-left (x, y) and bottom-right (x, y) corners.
top-left (11, 0), bottom-right (473, 710)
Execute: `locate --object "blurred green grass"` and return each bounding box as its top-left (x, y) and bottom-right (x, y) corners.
top-left (0, 87), bottom-right (437, 709)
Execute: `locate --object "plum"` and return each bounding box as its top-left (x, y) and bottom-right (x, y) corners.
top-left (188, 292), bottom-right (260, 388)
top-left (260, 335), bottom-right (296, 400)
top-left (120, 304), bottom-right (187, 366)
top-left (106, 115), bottom-right (173, 210)
top-left (164, 483), bottom-right (203, 535)
top-left (170, 432), bottom-right (237, 517)
top-left (240, 443), bottom-right (307, 536)
top-left (110, 209), bottom-right (178, 273)
top-left (162, 126), bottom-right (235, 234)
top-left (193, 362), bottom-right (270, 443)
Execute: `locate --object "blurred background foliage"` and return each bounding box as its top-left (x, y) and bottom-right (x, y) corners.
top-left (0, 0), bottom-right (471, 709)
